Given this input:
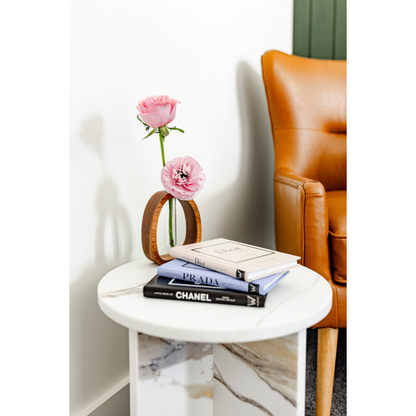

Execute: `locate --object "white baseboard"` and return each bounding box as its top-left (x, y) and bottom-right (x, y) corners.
top-left (75, 375), bottom-right (130, 416)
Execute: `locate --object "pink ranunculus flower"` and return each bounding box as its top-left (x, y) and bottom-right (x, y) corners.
top-left (136, 95), bottom-right (179, 129)
top-left (161, 156), bottom-right (205, 200)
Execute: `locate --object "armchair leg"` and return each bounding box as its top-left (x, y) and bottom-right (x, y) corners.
top-left (316, 328), bottom-right (339, 416)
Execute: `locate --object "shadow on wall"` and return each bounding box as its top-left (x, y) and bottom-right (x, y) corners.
top-left (208, 61), bottom-right (276, 249)
top-left (70, 114), bottom-right (133, 414)
top-left (78, 112), bottom-right (133, 268)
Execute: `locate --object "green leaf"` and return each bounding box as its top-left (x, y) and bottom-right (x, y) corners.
top-left (168, 126), bottom-right (185, 133)
top-left (141, 128), bottom-right (157, 141)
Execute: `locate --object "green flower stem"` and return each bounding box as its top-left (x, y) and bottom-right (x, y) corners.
top-left (159, 131), bottom-right (175, 247)
top-left (168, 198), bottom-right (174, 247)
top-left (159, 131), bottom-right (166, 167)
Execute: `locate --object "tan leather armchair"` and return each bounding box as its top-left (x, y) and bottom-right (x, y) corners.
top-left (261, 50), bottom-right (346, 416)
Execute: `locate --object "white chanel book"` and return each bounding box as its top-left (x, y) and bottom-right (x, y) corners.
top-left (169, 238), bottom-right (300, 282)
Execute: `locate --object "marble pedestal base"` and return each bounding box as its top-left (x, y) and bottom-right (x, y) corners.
top-left (129, 329), bottom-right (306, 416)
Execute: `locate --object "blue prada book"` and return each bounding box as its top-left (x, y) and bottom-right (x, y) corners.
top-left (157, 259), bottom-right (289, 296)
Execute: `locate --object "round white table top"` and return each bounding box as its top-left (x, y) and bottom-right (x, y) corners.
top-left (97, 258), bottom-right (332, 343)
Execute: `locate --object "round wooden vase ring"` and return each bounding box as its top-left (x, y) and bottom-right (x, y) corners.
top-left (141, 190), bottom-right (202, 265)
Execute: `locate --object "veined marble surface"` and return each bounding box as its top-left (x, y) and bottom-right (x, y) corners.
top-left (218, 336), bottom-right (299, 407)
top-left (134, 333), bottom-right (213, 416)
top-left (129, 331), bottom-right (305, 416)
top-left (98, 258), bottom-right (332, 343)
top-left (214, 332), bottom-right (305, 416)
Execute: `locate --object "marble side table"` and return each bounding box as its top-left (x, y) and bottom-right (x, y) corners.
top-left (98, 259), bottom-right (332, 416)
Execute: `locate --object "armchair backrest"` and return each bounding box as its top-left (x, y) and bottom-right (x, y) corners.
top-left (261, 50), bottom-right (346, 191)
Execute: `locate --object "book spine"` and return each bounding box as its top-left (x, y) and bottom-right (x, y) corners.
top-left (168, 249), bottom-right (244, 280)
top-left (143, 284), bottom-right (265, 307)
top-left (157, 266), bottom-right (259, 294)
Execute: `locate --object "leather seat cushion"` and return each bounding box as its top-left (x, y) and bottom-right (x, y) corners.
top-left (327, 190), bottom-right (347, 284)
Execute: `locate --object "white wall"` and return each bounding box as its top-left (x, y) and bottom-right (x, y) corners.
top-left (70, 0), bottom-right (293, 414)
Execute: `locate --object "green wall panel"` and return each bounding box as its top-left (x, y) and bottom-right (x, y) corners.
top-left (293, 0), bottom-right (311, 57)
top-left (334, 0), bottom-right (347, 60)
top-left (310, 0), bottom-right (335, 59)
top-left (293, 0), bottom-right (346, 60)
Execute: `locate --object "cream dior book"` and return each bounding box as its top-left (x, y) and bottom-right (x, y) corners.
top-left (169, 238), bottom-right (300, 282)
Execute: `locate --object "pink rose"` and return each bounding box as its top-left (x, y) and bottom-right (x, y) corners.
top-left (136, 95), bottom-right (179, 128)
top-left (161, 156), bottom-right (205, 200)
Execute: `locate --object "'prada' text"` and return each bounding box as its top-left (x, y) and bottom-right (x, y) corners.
top-left (183, 273), bottom-right (219, 286)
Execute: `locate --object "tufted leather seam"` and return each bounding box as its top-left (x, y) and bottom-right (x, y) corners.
top-left (301, 183), bottom-right (325, 268)
top-left (302, 182), bottom-right (326, 273)
top-left (303, 191), bottom-right (321, 269)
top-left (273, 127), bottom-right (346, 135)
top-left (274, 176), bottom-right (306, 264)
top-left (273, 178), bottom-right (303, 189)
top-left (335, 286), bottom-right (339, 327)
top-left (274, 175), bottom-right (321, 192)
top-left (304, 188), bottom-right (324, 197)
top-left (329, 231), bottom-right (346, 239)
top-left (301, 184), bottom-right (306, 267)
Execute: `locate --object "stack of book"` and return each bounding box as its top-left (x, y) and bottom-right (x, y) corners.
top-left (144, 238), bottom-right (300, 307)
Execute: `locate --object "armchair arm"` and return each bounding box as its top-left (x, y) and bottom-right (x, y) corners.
top-left (273, 168), bottom-right (332, 281)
